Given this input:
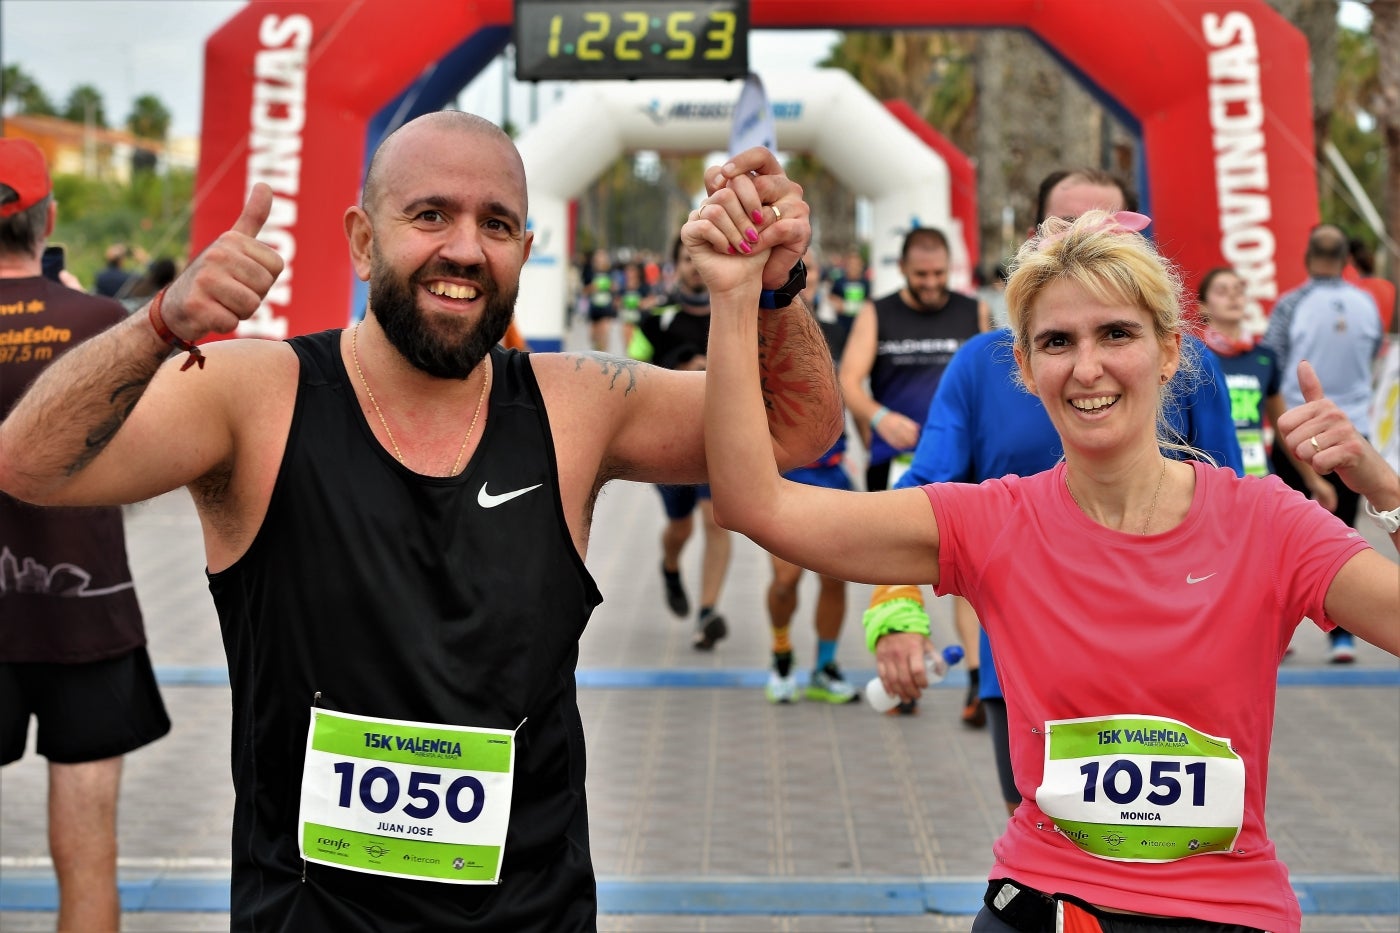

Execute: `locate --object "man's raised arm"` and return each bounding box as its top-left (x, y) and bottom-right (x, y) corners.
top-left (597, 151), bottom-right (841, 485)
top-left (704, 151), bottom-right (841, 469)
top-left (0, 184), bottom-right (283, 506)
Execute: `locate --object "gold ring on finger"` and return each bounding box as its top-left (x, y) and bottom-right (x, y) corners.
top-left (1309, 435), bottom-right (1321, 452)
top-left (771, 204), bottom-right (782, 221)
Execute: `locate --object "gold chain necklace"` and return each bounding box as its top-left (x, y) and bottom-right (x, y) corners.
top-left (350, 323), bottom-right (489, 477)
top-left (1066, 457), bottom-right (1167, 535)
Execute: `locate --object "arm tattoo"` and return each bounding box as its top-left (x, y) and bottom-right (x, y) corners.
top-left (69, 376), bottom-right (153, 475)
top-left (757, 300), bottom-right (831, 429)
top-left (568, 351), bottom-right (641, 395)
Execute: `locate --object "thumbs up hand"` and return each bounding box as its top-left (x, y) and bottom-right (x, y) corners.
top-left (1276, 360), bottom-right (1392, 508)
top-left (154, 183), bottom-right (286, 342)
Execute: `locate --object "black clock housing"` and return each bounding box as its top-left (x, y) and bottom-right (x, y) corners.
top-left (514, 0), bottom-right (750, 81)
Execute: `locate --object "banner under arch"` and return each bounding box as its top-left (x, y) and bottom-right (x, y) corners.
top-left (513, 70), bottom-right (970, 345)
top-left (195, 0), bottom-right (1315, 342)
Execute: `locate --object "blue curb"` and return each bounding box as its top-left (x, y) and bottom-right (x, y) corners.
top-left (596, 878), bottom-right (934, 914)
top-left (2, 874), bottom-right (1396, 915)
top-left (154, 665), bottom-right (1400, 689)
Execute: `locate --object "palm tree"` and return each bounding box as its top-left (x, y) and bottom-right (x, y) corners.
top-left (63, 84), bottom-right (108, 128)
top-left (1372, 0), bottom-right (1400, 285)
top-left (127, 94), bottom-right (172, 141)
top-left (1, 64), bottom-right (56, 117)
top-left (825, 32), bottom-right (979, 149)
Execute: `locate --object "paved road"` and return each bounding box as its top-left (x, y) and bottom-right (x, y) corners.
top-left (3, 338), bottom-right (1397, 931)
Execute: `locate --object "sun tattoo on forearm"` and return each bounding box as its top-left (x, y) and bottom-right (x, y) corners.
top-left (757, 325), bottom-right (818, 428)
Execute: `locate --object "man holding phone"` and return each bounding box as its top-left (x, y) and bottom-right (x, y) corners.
top-left (0, 138), bottom-right (170, 930)
top-left (39, 242), bottom-right (85, 291)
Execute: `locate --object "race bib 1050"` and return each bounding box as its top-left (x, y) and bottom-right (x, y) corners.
top-left (298, 708), bottom-right (517, 884)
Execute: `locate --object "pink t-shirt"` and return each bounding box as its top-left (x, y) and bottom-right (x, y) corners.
top-left (924, 460), bottom-right (1371, 932)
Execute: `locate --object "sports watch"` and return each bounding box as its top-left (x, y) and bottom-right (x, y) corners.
top-left (759, 259), bottom-right (807, 310)
top-left (1364, 498), bottom-right (1400, 534)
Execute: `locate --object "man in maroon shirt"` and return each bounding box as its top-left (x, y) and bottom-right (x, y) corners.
top-left (0, 139), bottom-right (170, 930)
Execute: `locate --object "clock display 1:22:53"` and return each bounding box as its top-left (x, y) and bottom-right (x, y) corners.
top-left (513, 0), bottom-right (750, 80)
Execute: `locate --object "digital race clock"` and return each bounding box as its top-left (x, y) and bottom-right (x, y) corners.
top-left (513, 0), bottom-right (749, 81)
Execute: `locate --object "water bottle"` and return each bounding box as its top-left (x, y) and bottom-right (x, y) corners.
top-left (865, 645), bottom-right (964, 713)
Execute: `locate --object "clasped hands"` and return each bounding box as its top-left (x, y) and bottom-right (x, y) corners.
top-left (680, 147), bottom-right (809, 296)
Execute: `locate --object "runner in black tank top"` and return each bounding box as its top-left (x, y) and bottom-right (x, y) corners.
top-left (209, 335), bottom-right (602, 931)
top-left (0, 113), bottom-right (844, 933)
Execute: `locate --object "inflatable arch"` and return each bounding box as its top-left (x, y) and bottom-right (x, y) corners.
top-left (514, 70), bottom-right (967, 347)
top-left (196, 0), bottom-right (1315, 342)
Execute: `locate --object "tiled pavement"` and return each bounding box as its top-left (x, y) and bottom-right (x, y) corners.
top-left (2, 355), bottom-right (1398, 931)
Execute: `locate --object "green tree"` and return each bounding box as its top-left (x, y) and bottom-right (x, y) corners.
top-left (1372, 0), bottom-right (1400, 290)
top-left (63, 83), bottom-right (107, 128)
top-left (126, 94), bottom-right (172, 140)
top-left (50, 168), bottom-right (196, 288)
top-left (1, 64), bottom-right (56, 116)
top-left (824, 31), bottom-right (977, 152)
top-left (1321, 22), bottom-right (1384, 237)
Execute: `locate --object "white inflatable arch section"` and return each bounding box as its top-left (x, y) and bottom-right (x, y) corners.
top-left (514, 68), bottom-right (957, 348)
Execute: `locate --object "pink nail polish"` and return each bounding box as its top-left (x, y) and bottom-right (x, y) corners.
top-left (751, 209), bottom-right (763, 224)
top-left (745, 228), bottom-right (758, 244)
top-left (727, 245), bottom-right (737, 255)
top-left (739, 242), bottom-right (752, 254)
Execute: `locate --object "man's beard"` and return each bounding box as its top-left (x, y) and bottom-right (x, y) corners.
top-left (912, 287), bottom-right (948, 312)
top-left (369, 253), bottom-right (517, 379)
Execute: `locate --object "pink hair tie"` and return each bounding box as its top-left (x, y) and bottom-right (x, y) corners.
top-left (1034, 210), bottom-right (1152, 252)
top-left (1104, 211), bottom-right (1151, 233)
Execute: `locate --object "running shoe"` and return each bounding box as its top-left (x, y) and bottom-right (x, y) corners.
top-left (961, 682), bottom-right (986, 728)
top-left (887, 699), bottom-right (920, 716)
top-left (765, 670), bottom-right (799, 704)
top-left (662, 564), bottom-right (689, 618)
top-left (1329, 632), bottom-right (1356, 664)
top-left (805, 662), bottom-right (860, 704)
top-left (692, 610), bottom-right (727, 650)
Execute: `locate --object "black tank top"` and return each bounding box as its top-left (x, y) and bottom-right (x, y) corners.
top-left (208, 331), bottom-right (603, 932)
top-left (866, 289), bottom-right (981, 466)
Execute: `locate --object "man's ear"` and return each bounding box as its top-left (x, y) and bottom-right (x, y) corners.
top-left (44, 201), bottom-right (56, 239)
top-left (345, 207), bottom-right (372, 282)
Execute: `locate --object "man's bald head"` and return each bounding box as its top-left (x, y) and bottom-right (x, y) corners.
top-left (361, 111), bottom-right (523, 212)
top-left (1035, 169), bottom-right (1135, 225)
top-left (1305, 224), bottom-right (1349, 274)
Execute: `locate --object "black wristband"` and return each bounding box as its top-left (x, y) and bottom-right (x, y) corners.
top-left (759, 259), bottom-right (807, 310)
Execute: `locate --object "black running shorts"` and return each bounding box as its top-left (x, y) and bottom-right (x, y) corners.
top-left (0, 646), bottom-right (171, 765)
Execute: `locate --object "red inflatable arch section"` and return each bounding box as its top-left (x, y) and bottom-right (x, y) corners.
top-left (884, 99), bottom-right (979, 276)
top-left (195, 0), bottom-right (1315, 338)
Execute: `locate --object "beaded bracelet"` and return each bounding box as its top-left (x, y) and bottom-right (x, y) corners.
top-left (148, 287), bottom-right (205, 371)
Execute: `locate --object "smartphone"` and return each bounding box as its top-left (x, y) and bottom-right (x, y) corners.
top-left (41, 244), bottom-right (65, 282)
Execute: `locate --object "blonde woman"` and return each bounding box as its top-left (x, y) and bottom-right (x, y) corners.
top-left (693, 206), bottom-right (1399, 932)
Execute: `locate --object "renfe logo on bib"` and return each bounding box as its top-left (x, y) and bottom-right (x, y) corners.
top-left (1036, 714), bottom-right (1244, 862)
top-left (298, 708), bottom-right (517, 884)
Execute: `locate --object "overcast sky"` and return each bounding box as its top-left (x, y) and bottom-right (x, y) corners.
top-left (1, 1), bottom-right (1371, 142)
top-left (0, 1), bottom-right (840, 140)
